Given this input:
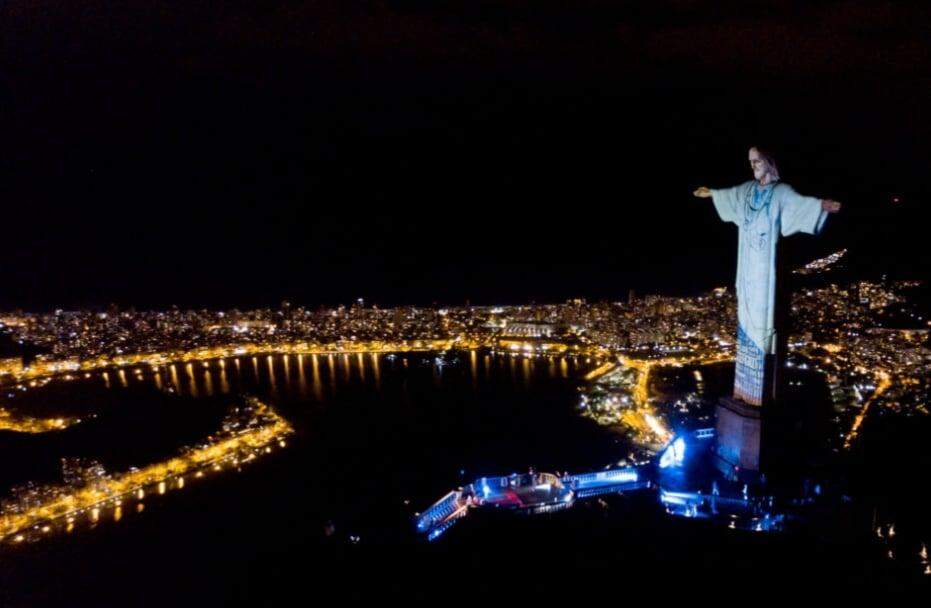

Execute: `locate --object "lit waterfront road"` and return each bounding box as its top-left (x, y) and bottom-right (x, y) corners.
top-left (0, 339), bottom-right (478, 387)
top-left (0, 397), bottom-right (293, 545)
top-left (0, 408), bottom-right (81, 433)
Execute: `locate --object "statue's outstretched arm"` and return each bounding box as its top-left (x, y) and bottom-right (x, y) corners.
top-left (781, 185), bottom-right (839, 236)
top-left (696, 184), bottom-right (744, 224)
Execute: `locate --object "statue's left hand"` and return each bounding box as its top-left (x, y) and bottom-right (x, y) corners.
top-left (821, 199), bottom-right (841, 213)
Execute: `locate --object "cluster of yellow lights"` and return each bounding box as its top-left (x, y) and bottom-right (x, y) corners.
top-left (582, 330), bottom-right (907, 452)
top-left (621, 352), bottom-right (733, 406)
top-left (844, 370), bottom-right (892, 450)
top-left (806, 341), bottom-right (898, 450)
top-left (583, 361), bottom-right (617, 381)
top-left (0, 409), bottom-right (79, 434)
top-left (499, 339), bottom-right (574, 354)
top-left (0, 398), bottom-right (292, 543)
top-left (610, 352), bottom-right (735, 443)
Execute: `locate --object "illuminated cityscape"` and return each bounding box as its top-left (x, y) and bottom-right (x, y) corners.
top-left (1, 276), bottom-right (928, 600)
top-left (4, 256), bottom-right (926, 458)
top-left (1, 255), bottom-right (927, 557)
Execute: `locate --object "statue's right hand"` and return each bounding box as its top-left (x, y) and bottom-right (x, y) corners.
top-left (693, 186), bottom-right (712, 198)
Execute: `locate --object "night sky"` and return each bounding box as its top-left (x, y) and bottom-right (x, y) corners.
top-left (2, 1), bottom-right (929, 310)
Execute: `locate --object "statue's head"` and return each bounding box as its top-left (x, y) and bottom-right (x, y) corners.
top-left (748, 147), bottom-right (780, 184)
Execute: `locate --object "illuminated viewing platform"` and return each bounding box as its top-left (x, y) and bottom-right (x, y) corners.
top-left (416, 466), bottom-right (646, 541)
top-left (413, 431), bottom-right (811, 540)
top-left (416, 426), bottom-right (829, 541)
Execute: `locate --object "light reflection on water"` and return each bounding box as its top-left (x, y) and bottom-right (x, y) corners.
top-left (72, 350), bottom-right (594, 404)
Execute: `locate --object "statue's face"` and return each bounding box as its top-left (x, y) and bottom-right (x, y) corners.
top-left (748, 147), bottom-right (770, 181)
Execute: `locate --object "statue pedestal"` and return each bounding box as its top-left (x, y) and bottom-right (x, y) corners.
top-left (714, 396), bottom-right (761, 481)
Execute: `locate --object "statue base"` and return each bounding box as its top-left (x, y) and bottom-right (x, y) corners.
top-left (713, 396), bottom-right (761, 481)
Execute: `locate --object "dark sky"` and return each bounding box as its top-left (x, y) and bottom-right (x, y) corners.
top-left (2, 1), bottom-right (929, 310)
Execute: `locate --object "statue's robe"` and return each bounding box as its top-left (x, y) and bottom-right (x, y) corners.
top-left (711, 180), bottom-right (828, 406)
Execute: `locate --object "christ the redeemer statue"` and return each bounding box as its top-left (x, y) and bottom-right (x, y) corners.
top-left (694, 147), bottom-right (841, 407)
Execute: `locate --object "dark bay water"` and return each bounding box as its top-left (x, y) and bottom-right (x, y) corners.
top-left (0, 351), bottom-right (926, 604)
